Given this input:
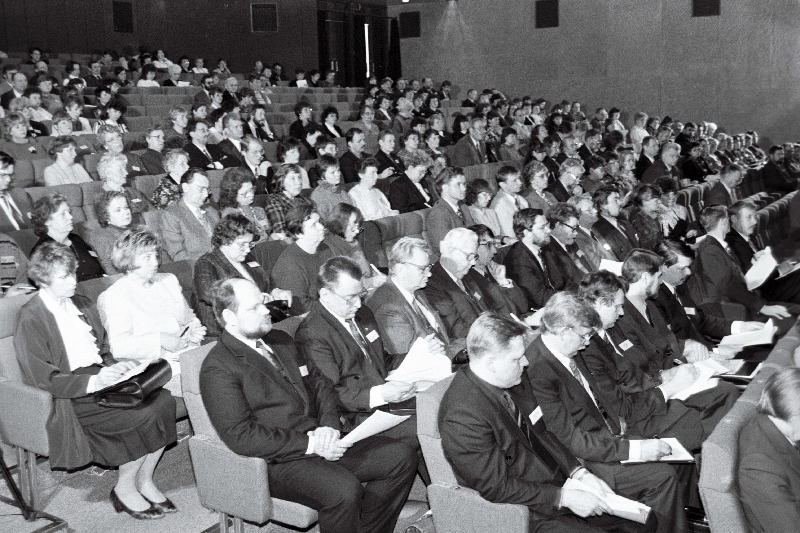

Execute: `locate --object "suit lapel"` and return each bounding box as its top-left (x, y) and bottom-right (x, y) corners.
top-left (317, 303), bottom-right (386, 378)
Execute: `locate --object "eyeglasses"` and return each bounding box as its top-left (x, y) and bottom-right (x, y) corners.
top-left (329, 289), bottom-right (368, 306)
top-left (401, 262), bottom-right (433, 274)
top-left (567, 326), bottom-right (595, 343)
top-left (560, 222), bottom-right (579, 233)
top-left (455, 248), bottom-right (479, 262)
top-left (231, 239), bottom-right (254, 250)
top-left (478, 240), bottom-right (496, 248)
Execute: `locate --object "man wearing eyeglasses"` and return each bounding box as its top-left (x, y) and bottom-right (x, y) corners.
top-left (424, 228), bottom-right (491, 341)
top-left (294, 256), bottom-right (430, 482)
top-left (527, 292), bottom-right (688, 533)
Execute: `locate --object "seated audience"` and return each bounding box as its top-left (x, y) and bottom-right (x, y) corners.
top-left (164, 106), bottom-right (189, 148)
top-left (8, 97), bottom-right (48, 137)
top-left (0, 151), bottom-right (34, 232)
top-left (98, 230), bottom-right (205, 397)
top-left (590, 186), bottom-right (640, 261)
top-left (31, 193), bottom-right (105, 282)
top-left (320, 106), bottom-right (343, 138)
top-left (451, 115), bottom-right (489, 167)
top-left (527, 293), bottom-right (687, 533)
top-left (546, 202), bottom-right (594, 281)
top-left (656, 177), bottom-right (694, 241)
top-left (761, 145), bottom-right (797, 194)
top-left (270, 204), bottom-right (333, 315)
top-left (93, 100), bottom-right (128, 134)
top-left (642, 142), bottom-right (683, 186)
top-left (184, 119), bottom-right (229, 170)
top-left (339, 128), bottom-right (368, 184)
top-left (310, 155), bottom-right (355, 222)
top-left (264, 164), bottom-right (314, 239)
top-left (706, 163), bottom-right (744, 207)
top-left (396, 131), bottom-right (421, 163)
top-left (193, 214), bottom-right (290, 338)
top-left (95, 125), bottom-right (147, 179)
top-left (348, 158), bottom-right (398, 221)
top-left (389, 149), bottom-right (435, 213)
top-left (521, 160), bottom-right (557, 214)
top-left (426, 168), bottom-right (474, 255)
top-left (464, 178), bottom-right (505, 240)
top-left (391, 97), bottom-right (414, 137)
top-left (738, 368), bottom-right (800, 533)
top-left (323, 203), bottom-right (386, 290)
top-left (636, 136), bottom-right (660, 179)
top-left (215, 113), bottom-right (247, 167)
top-left (200, 277), bottom-right (417, 533)
top-left (288, 100), bottom-right (314, 140)
top-left (161, 168), bottom-right (220, 262)
top-left (218, 167), bottom-right (271, 243)
top-left (567, 193), bottom-right (610, 269)
top-left (151, 149), bottom-right (188, 210)
top-left (137, 64), bottom-right (160, 87)
top-left (547, 158), bottom-right (584, 202)
top-left (96, 152), bottom-right (151, 223)
top-left (14, 241), bottom-right (177, 519)
top-left (3, 113), bottom-right (41, 158)
top-left (490, 165), bottom-right (529, 238)
top-left (439, 312), bottom-right (662, 532)
top-left (88, 190), bottom-right (135, 274)
top-left (629, 184), bottom-right (666, 251)
top-left (140, 126), bottom-right (167, 175)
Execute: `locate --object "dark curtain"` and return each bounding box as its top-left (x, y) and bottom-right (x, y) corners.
top-left (351, 13), bottom-right (367, 86)
top-left (387, 17), bottom-right (401, 79)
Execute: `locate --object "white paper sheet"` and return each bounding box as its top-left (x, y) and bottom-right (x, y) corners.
top-left (339, 411), bottom-right (410, 445)
top-left (621, 437), bottom-right (694, 464)
top-left (386, 337), bottom-right (452, 384)
top-left (719, 319), bottom-right (776, 347)
top-left (745, 251), bottom-right (778, 290)
top-left (563, 478), bottom-right (651, 523)
top-left (599, 259), bottom-right (623, 276)
top-left (670, 365), bottom-right (719, 402)
top-left (776, 260), bottom-right (800, 280)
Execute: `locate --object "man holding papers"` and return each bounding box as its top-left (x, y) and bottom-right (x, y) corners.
top-left (694, 205), bottom-right (796, 328)
top-left (523, 296), bottom-right (687, 532)
top-left (200, 278), bottom-right (417, 533)
top-left (439, 313), bottom-right (662, 532)
top-left (727, 200), bottom-right (800, 304)
top-left (294, 256), bottom-right (429, 481)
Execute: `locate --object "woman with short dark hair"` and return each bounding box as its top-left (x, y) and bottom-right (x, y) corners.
top-left (321, 106), bottom-right (343, 138)
top-left (218, 167), bottom-right (272, 243)
top-left (89, 190), bottom-right (134, 274)
top-left (630, 184), bottom-right (665, 250)
top-left (323, 203), bottom-right (386, 290)
top-left (264, 164), bottom-right (314, 239)
top-left (14, 241), bottom-right (176, 519)
top-left (44, 136), bottom-right (93, 186)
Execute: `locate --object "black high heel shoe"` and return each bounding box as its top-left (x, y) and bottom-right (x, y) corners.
top-left (143, 495), bottom-right (178, 514)
top-left (110, 489), bottom-right (164, 520)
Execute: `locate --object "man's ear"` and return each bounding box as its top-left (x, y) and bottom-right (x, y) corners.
top-left (221, 308), bottom-right (236, 328)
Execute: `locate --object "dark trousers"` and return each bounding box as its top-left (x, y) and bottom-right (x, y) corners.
top-left (634, 400), bottom-right (706, 452)
top-left (532, 512), bottom-right (658, 533)
top-left (268, 435), bottom-right (417, 533)
top-left (680, 380), bottom-right (739, 439)
top-left (589, 461), bottom-right (687, 533)
top-left (378, 414), bottom-right (431, 485)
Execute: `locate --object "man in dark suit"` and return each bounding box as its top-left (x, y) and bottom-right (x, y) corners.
top-left (367, 236), bottom-right (462, 360)
top-left (527, 293), bottom-right (689, 533)
top-left (695, 205), bottom-right (793, 323)
top-left (220, 77), bottom-right (240, 113)
top-left (426, 169), bottom-right (474, 255)
top-left (577, 129), bottom-right (601, 163)
top-left (460, 88), bottom-right (478, 108)
top-left (239, 136), bottom-right (271, 189)
top-left (440, 312), bottom-right (660, 532)
top-left (590, 187), bottom-right (639, 261)
top-left (547, 159), bottom-right (583, 203)
top-left (547, 203), bottom-right (592, 283)
top-left (705, 163), bottom-right (744, 207)
top-left (338, 128), bottom-right (366, 184)
top-left (139, 126), bottom-right (167, 176)
top-left (450, 115), bottom-right (488, 168)
top-left (200, 278), bottom-right (418, 533)
top-left (161, 170), bottom-right (220, 261)
top-left (388, 151), bottom-right (435, 213)
top-left (0, 72), bottom-right (27, 110)
top-left (636, 137), bottom-right (659, 180)
top-left (673, 123), bottom-right (696, 155)
top-left (373, 131), bottom-right (405, 178)
top-left (0, 152), bottom-right (34, 232)
top-left (424, 228), bottom-right (490, 341)
top-left (641, 143), bottom-right (682, 185)
top-left (215, 113), bottom-right (247, 168)
top-left (727, 200), bottom-right (800, 304)
top-left (762, 145), bottom-right (797, 194)
top-left (503, 208), bottom-right (566, 309)
top-left (192, 75), bottom-right (215, 109)
top-left (184, 120), bottom-right (232, 170)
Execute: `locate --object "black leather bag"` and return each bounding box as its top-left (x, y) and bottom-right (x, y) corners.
top-left (94, 359), bottom-right (172, 409)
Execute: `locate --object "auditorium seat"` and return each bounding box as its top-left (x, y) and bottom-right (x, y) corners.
top-left (25, 184), bottom-right (86, 223)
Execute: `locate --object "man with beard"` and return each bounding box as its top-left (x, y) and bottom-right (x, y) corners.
top-left (200, 278), bottom-right (418, 533)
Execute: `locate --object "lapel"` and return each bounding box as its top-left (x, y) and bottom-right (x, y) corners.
top-left (178, 200), bottom-right (210, 235)
top-left (316, 303), bottom-right (386, 378)
top-left (521, 243), bottom-right (552, 288)
top-left (415, 289), bottom-right (451, 343)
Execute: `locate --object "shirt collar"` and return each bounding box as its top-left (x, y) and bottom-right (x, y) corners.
top-left (39, 289), bottom-right (81, 317)
top-left (394, 281), bottom-right (417, 306)
top-left (540, 334), bottom-right (574, 369)
top-left (320, 299), bottom-right (351, 330)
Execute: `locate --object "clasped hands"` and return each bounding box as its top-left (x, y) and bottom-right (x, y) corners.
top-left (312, 427), bottom-right (351, 461)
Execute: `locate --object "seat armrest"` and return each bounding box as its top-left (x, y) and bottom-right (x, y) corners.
top-left (188, 435), bottom-right (272, 524)
top-left (0, 379), bottom-right (52, 456)
top-left (428, 482), bottom-right (529, 533)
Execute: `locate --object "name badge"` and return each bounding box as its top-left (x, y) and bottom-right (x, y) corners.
top-left (619, 340), bottom-right (633, 351)
top-left (603, 243), bottom-right (612, 251)
top-left (366, 330), bottom-right (380, 342)
top-left (132, 166), bottom-right (140, 171)
top-left (247, 261), bottom-right (260, 268)
top-left (529, 406), bottom-right (543, 425)
top-left (576, 250), bottom-right (584, 257)
top-left (684, 307), bottom-right (696, 316)
top-left (28, 146), bottom-right (37, 153)
top-left (298, 365), bottom-right (309, 377)
top-left (80, 145), bottom-right (88, 150)
top-left (88, 250), bottom-right (98, 257)
top-left (131, 198), bottom-right (141, 203)
top-left (473, 292), bottom-right (482, 300)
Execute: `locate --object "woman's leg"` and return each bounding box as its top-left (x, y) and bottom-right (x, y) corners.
top-left (114, 456), bottom-right (149, 511)
top-left (136, 447), bottom-right (167, 502)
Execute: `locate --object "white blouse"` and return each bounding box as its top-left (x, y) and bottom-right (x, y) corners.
top-left (349, 185), bottom-right (398, 221)
top-left (39, 290), bottom-right (103, 371)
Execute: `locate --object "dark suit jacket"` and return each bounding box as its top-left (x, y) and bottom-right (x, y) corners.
top-left (425, 199), bottom-right (474, 255)
top-left (526, 336), bottom-right (647, 462)
top-left (192, 248), bottom-right (269, 336)
top-left (577, 144), bottom-right (595, 162)
top-left (651, 284), bottom-right (731, 347)
top-left (366, 279), bottom-right (455, 358)
top-left (726, 229), bottom-right (759, 269)
top-left (439, 367), bottom-right (580, 519)
top-left (374, 150), bottom-right (404, 177)
top-left (295, 303), bottom-right (388, 429)
top-left (612, 297), bottom-right (682, 380)
top-left (546, 240), bottom-right (586, 287)
top-left (694, 235), bottom-right (764, 315)
top-left (200, 330), bottom-right (341, 463)
top-left (0, 189), bottom-right (34, 232)
top-left (502, 241), bottom-right (558, 310)
top-left (761, 159), bottom-right (797, 194)
top-left (161, 200), bottom-right (219, 261)
top-left (139, 148), bottom-right (166, 175)
top-left (705, 182), bottom-right (734, 208)
top-left (423, 261), bottom-right (489, 340)
top-left (193, 90), bottom-right (212, 108)
top-left (640, 159), bottom-right (672, 185)
top-left (185, 142), bottom-right (232, 170)
top-left (545, 179), bottom-right (571, 203)
top-left (388, 174), bottom-right (433, 213)
top-left (221, 90), bottom-right (240, 113)
top-left (450, 134), bottom-right (486, 168)
top-left (738, 413), bottom-right (800, 533)
top-left (216, 139), bottom-right (246, 168)
top-left (590, 216), bottom-right (639, 261)
top-left (338, 150), bottom-right (362, 184)
top-left (465, 268), bottom-right (530, 316)
top-left (635, 155), bottom-right (655, 180)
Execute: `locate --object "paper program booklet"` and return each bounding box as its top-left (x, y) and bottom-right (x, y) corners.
top-left (563, 478), bottom-right (651, 524)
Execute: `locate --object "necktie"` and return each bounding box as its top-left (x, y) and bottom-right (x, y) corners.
top-left (348, 319), bottom-right (375, 367)
top-left (412, 298), bottom-right (441, 336)
top-left (513, 195), bottom-right (524, 210)
top-left (501, 391), bottom-right (561, 473)
top-left (454, 204), bottom-right (464, 222)
top-left (258, 340), bottom-right (305, 400)
top-left (568, 358), bottom-right (624, 437)
top-left (197, 210), bottom-right (212, 235)
top-left (534, 249), bottom-right (554, 289)
top-left (0, 194), bottom-right (25, 230)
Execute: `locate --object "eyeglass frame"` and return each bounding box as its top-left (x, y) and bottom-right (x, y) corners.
top-left (400, 261), bottom-right (434, 274)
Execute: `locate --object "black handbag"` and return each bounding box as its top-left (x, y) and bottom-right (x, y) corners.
top-left (94, 359), bottom-right (172, 409)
